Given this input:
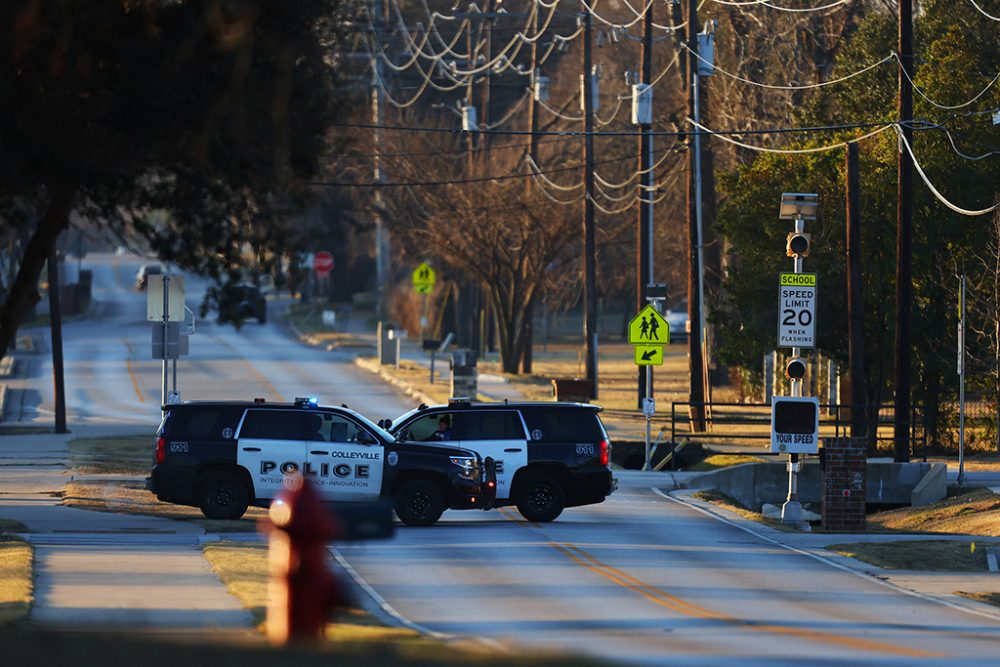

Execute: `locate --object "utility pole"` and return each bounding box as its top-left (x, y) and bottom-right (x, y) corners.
top-left (686, 0), bottom-right (706, 430)
top-left (522, 7), bottom-right (541, 374)
top-left (635, 0), bottom-right (654, 409)
top-left (581, 4), bottom-right (598, 398)
top-left (846, 142), bottom-right (868, 443)
top-left (46, 245), bottom-right (67, 434)
top-left (894, 0), bottom-right (914, 462)
top-left (372, 0), bottom-right (388, 322)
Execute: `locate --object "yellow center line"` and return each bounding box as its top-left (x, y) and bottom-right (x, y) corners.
top-left (239, 358), bottom-right (284, 402)
top-left (499, 511), bottom-right (941, 658)
top-left (122, 338), bottom-right (145, 403)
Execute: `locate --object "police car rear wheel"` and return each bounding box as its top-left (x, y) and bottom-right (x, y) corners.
top-left (515, 471), bottom-right (565, 522)
top-left (394, 478), bottom-right (445, 526)
top-left (198, 472), bottom-right (250, 520)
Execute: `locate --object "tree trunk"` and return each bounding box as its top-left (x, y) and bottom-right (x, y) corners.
top-left (0, 185), bottom-right (78, 360)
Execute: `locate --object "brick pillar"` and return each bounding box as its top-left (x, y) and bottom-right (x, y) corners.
top-left (821, 437), bottom-right (866, 531)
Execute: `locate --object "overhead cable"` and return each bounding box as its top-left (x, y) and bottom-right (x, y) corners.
top-left (681, 43), bottom-right (893, 90)
top-left (967, 0), bottom-right (1000, 21)
top-left (710, 0), bottom-right (852, 11)
top-left (894, 125), bottom-right (1000, 216)
top-left (686, 118), bottom-right (895, 153)
top-left (894, 53), bottom-right (1000, 111)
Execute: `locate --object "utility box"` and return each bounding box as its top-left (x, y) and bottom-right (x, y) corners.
top-left (450, 349), bottom-right (478, 399)
top-left (821, 437), bottom-right (866, 532)
top-left (377, 321), bottom-right (400, 367)
top-left (551, 378), bottom-right (593, 403)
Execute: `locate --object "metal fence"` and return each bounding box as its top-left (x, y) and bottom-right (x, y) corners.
top-left (664, 401), bottom-right (927, 460)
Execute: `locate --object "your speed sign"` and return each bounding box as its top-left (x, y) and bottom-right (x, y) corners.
top-left (777, 273), bottom-right (816, 349)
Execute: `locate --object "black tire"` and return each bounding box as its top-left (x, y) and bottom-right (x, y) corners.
top-left (198, 472), bottom-right (250, 520)
top-left (515, 471), bottom-right (565, 523)
top-left (394, 478), bottom-right (445, 526)
top-left (257, 308), bottom-right (267, 324)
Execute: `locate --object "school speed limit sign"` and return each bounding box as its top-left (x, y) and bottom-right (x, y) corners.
top-left (777, 273), bottom-right (816, 349)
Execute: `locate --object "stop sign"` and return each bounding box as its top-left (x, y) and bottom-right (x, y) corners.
top-left (313, 251), bottom-right (334, 278)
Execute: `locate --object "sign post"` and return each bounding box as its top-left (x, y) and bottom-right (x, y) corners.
top-left (958, 274), bottom-right (966, 486)
top-left (629, 301), bottom-right (668, 469)
top-left (776, 192), bottom-right (818, 525)
top-left (147, 274), bottom-right (186, 411)
top-left (412, 262), bottom-right (436, 340)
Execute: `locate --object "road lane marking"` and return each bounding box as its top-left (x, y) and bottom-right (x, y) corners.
top-left (654, 487), bottom-right (1000, 624)
top-left (239, 357), bottom-right (285, 401)
top-left (499, 508), bottom-right (939, 658)
top-left (121, 338), bottom-right (145, 403)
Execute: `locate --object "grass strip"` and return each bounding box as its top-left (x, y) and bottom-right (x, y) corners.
top-left (0, 519), bottom-right (29, 533)
top-left (62, 480), bottom-right (264, 532)
top-left (957, 592), bottom-right (1000, 609)
top-left (691, 490), bottom-right (795, 532)
top-left (689, 454), bottom-right (768, 472)
top-left (0, 626), bottom-right (606, 666)
top-left (867, 488), bottom-right (1000, 537)
top-left (203, 540), bottom-right (604, 664)
top-left (825, 540), bottom-right (997, 572)
top-left (68, 435), bottom-right (150, 475)
top-left (0, 535), bottom-right (32, 625)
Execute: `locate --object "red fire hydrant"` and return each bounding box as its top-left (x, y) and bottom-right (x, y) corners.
top-left (263, 475), bottom-right (343, 645)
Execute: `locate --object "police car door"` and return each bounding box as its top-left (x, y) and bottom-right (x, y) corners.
top-left (455, 410), bottom-right (527, 501)
top-left (236, 409), bottom-right (309, 501)
top-left (305, 413), bottom-right (384, 502)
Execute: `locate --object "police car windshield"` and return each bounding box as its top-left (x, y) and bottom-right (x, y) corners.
top-left (344, 408), bottom-right (394, 442)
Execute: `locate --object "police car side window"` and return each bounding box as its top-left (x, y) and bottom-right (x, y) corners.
top-left (407, 414), bottom-right (444, 441)
top-left (465, 410), bottom-right (524, 440)
top-left (239, 410), bottom-right (308, 441)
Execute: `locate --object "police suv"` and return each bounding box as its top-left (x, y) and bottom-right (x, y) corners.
top-left (385, 400), bottom-right (615, 522)
top-left (148, 398), bottom-right (494, 526)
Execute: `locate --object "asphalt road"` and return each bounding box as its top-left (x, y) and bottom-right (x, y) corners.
top-left (339, 484), bottom-right (1000, 666)
top-left (7, 252), bottom-right (1000, 665)
top-left (8, 252), bottom-right (411, 428)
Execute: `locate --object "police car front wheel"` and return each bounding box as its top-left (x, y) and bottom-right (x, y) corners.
top-left (198, 472), bottom-right (250, 520)
top-left (515, 471), bottom-right (565, 523)
top-left (394, 478), bottom-right (445, 527)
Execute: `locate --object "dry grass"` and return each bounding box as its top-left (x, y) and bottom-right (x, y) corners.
top-left (204, 540), bottom-right (423, 642)
top-left (0, 536), bottom-right (32, 625)
top-left (867, 488), bottom-right (1000, 537)
top-left (68, 436), bottom-right (150, 475)
top-left (0, 520), bottom-right (28, 534)
top-left (957, 591), bottom-right (1000, 608)
top-left (62, 480), bottom-right (265, 532)
top-left (925, 456), bottom-right (1000, 472)
top-left (691, 490), bottom-right (794, 532)
top-left (825, 540), bottom-right (996, 571)
top-left (689, 454), bottom-right (768, 472)
top-left (287, 304), bottom-right (370, 350)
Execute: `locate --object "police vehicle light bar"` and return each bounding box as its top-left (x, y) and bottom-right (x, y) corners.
top-left (294, 397), bottom-right (319, 408)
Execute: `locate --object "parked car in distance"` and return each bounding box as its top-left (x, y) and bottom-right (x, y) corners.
top-left (665, 299), bottom-right (689, 342)
top-left (217, 283), bottom-right (267, 324)
top-left (134, 263), bottom-right (162, 290)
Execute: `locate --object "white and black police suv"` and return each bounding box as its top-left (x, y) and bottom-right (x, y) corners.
top-left (148, 398), bottom-right (495, 526)
top-left (384, 400), bottom-right (616, 522)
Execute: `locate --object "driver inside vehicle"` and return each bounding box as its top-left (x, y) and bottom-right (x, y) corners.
top-left (430, 415), bottom-right (452, 441)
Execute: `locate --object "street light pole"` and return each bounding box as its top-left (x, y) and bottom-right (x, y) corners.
top-left (581, 4), bottom-right (598, 398)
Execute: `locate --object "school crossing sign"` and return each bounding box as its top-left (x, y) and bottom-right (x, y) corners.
top-left (777, 273), bottom-right (817, 349)
top-left (629, 304), bottom-right (668, 366)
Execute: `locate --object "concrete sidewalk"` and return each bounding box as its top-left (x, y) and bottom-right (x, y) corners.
top-left (0, 432), bottom-right (253, 631)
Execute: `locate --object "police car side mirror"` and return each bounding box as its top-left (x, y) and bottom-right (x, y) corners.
top-left (396, 428), bottom-right (412, 442)
top-left (357, 430), bottom-right (377, 445)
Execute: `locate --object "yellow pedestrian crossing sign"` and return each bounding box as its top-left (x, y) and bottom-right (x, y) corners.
top-left (412, 262), bottom-right (436, 294)
top-left (634, 345), bottom-right (664, 366)
top-left (628, 304), bottom-right (669, 345)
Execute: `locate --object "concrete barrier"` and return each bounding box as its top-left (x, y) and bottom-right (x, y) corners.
top-left (681, 460), bottom-right (947, 511)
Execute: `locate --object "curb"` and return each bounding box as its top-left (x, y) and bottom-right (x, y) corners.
top-left (660, 488), bottom-right (1000, 622)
